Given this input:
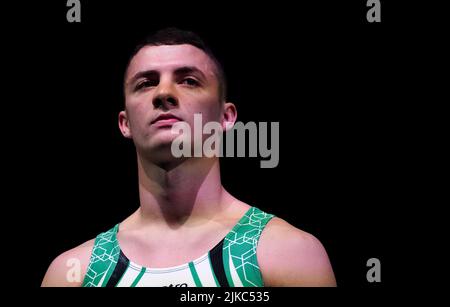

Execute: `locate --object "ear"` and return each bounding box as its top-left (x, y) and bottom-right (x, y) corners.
top-left (222, 102), bottom-right (237, 132)
top-left (118, 110), bottom-right (132, 138)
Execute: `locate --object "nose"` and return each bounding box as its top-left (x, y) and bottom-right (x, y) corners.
top-left (152, 81), bottom-right (179, 110)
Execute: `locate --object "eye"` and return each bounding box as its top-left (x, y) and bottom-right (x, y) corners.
top-left (135, 79), bottom-right (158, 90)
top-left (180, 77), bottom-right (200, 87)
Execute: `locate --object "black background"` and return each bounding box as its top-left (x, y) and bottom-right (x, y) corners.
top-left (4, 0), bottom-right (436, 288)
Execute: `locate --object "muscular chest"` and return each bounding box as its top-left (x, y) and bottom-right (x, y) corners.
top-left (117, 229), bottom-right (227, 268)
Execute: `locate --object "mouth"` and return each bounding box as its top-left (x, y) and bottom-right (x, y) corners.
top-left (151, 113), bottom-right (182, 127)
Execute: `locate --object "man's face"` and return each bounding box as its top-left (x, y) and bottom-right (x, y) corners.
top-left (120, 44), bottom-right (225, 161)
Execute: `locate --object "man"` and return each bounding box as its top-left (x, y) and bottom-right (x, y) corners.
top-left (41, 28), bottom-right (336, 287)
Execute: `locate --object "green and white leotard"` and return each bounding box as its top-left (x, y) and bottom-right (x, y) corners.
top-left (82, 206), bottom-right (275, 287)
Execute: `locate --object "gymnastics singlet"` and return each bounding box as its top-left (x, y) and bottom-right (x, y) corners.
top-left (82, 206), bottom-right (275, 287)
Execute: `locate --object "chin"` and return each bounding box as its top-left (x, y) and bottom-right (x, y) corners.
top-left (138, 139), bottom-right (180, 161)
top-left (148, 129), bottom-right (180, 146)
top-left (146, 149), bottom-right (187, 170)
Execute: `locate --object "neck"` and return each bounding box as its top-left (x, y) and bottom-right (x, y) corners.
top-left (136, 154), bottom-right (226, 230)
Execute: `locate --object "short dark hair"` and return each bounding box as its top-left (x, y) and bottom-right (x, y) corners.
top-left (125, 27), bottom-right (227, 102)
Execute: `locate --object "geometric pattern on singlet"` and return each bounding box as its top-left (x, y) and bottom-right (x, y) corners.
top-left (81, 206), bottom-right (275, 287)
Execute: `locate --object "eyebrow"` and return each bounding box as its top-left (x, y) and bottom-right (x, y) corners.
top-left (128, 66), bottom-right (207, 86)
top-left (127, 70), bottom-right (158, 86)
top-left (173, 66), bottom-right (207, 80)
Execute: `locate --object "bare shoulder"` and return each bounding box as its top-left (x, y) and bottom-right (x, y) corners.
top-left (257, 217), bottom-right (337, 287)
top-left (41, 238), bottom-right (95, 287)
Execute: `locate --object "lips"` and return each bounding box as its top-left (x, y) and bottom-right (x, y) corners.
top-left (151, 113), bottom-right (182, 126)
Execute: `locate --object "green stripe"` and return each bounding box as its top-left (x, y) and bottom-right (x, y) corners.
top-left (188, 262), bottom-right (203, 287)
top-left (222, 248), bottom-right (235, 287)
top-left (223, 207), bottom-right (275, 287)
top-left (98, 225), bottom-right (121, 287)
top-left (82, 224), bottom-right (121, 287)
top-left (207, 253), bottom-right (221, 287)
top-left (101, 261), bottom-right (118, 286)
top-left (130, 267), bottom-right (146, 287)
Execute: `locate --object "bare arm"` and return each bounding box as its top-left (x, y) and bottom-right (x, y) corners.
top-left (257, 217), bottom-right (337, 287)
top-left (41, 239), bottom-right (94, 287)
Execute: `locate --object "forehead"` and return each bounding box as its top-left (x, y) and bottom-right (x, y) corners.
top-left (126, 44), bottom-right (217, 80)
